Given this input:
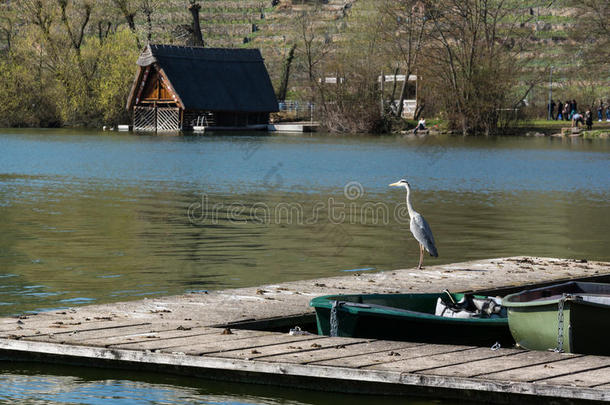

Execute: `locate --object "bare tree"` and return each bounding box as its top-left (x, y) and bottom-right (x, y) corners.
top-left (111, 0), bottom-right (140, 48)
top-left (569, 0), bottom-right (609, 67)
top-left (295, 8), bottom-right (332, 84)
top-left (421, 0), bottom-right (539, 134)
top-left (277, 43), bottom-right (296, 101)
top-left (140, 0), bottom-right (156, 43)
top-left (20, 0), bottom-right (54, 42)
top-left (379, 0), bottom-right (428, 117)
top-left (58, 0), bottom-right (92, 52)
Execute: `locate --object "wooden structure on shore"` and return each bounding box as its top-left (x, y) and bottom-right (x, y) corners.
top-left (378, 74), bottom-right (419, 119)
top-left (267, 122), bottom-right (318, 132)
top-left (126, 44), bottom-right (278, 132)
top-left (1, 257), bottom-right (610, 403)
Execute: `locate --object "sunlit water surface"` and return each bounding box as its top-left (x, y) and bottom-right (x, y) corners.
top-left (0, 362), bottom-right (440, 405)
top-left (0, 129), bottom-right (608, 403)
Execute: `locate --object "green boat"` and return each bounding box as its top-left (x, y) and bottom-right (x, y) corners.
top-left (503, 281), bottom-right (610, 355)
top-left (309, 292), bottom-right (512, 346)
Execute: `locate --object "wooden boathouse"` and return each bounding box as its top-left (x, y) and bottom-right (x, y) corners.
top-left (126, 44), bottom-right (278, 132)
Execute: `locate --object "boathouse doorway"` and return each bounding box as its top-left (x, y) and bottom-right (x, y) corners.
top-left (133, 106), bottom-right (180, 132)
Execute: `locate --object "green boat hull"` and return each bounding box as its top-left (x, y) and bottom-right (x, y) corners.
top-left (310, 293), bottom-right (512, 346)
top-left (503, 282), bottom-right (610, 355)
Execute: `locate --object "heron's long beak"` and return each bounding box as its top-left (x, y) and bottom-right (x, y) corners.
top-left (389, 182), bottom-right (401, 187)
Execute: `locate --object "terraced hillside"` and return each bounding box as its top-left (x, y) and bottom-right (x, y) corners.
top-left (144, 0), bottom-right (599, 106)
top-left (131, 0), bottom-right (353, 91)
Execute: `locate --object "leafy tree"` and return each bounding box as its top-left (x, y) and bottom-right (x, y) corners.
top-left (93, 28), bottom-right (140, 125)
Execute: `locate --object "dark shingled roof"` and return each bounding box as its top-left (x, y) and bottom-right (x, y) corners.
top-left (135, 44), bottom-right (278, 112)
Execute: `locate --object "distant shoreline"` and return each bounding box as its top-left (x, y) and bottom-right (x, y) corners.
top-left (1, 121), bottom-right (610, 137)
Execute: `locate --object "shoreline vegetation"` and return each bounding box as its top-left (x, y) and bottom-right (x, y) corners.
top-left (0, 0), bottom-right (607, 135)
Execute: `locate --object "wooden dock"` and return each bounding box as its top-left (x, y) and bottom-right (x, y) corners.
top-left (1, 257), bottom-right (610, 403)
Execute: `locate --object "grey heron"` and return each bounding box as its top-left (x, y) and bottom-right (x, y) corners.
top-left (389, 179), bottom-right (438, 269)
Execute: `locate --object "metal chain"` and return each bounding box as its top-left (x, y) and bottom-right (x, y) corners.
top-left (330, 300), bottom-right (341, 337)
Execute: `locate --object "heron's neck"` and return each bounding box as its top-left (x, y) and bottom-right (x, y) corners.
top-left (405, 184), bottom-right (415, 217)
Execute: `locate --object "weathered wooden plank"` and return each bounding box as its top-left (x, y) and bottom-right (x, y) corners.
top-left (0, 321), bottom-right (153, 340)
top-left (97, 327), bottom-right (263, 349)
top-left (73, 326), bottom-right (220, 344)
top-left (421, 350), bottom-right (579, 377)
top-left (0, 313), bottom-right (132, 333)
top-left (22, 323), bottom-right (167, 340)
top-left (311, 344), bottom-right (475, 368)
top-left (160, 333), bottom-right (323, 355)
top-left (212, 336), bottom-right (371, 360)
top-left (25, 325), bottom-right (220, 346)
top-left (0, 319), bottom-right (85, 334)
top-left (260, 340), bottom-right (424, 364)
top-left (111, 329), bottom-right (275, 351)
top-left (366, 347), bottom-right (515, 373)
top-left (537, 366), bottom-right (610, 388)
top-left (0, 313), bottom-right (68, 330)
top-left (484, 355), bottom-right (610, 382)
top-left (1, 338), bottom-right (609, 402)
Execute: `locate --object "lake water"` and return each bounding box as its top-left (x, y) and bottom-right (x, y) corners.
top-left (0, 129), bottom-right (609, 403)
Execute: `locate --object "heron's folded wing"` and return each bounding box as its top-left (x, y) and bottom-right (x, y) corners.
top-left (411, 214), bottom-right (438, 257)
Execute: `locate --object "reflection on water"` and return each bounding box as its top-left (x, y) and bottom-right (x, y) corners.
top-left (0, 130), bottom-right (608, 316)
top-left (0, 362), bottom-right (441, 405)
top-left (0, 363), bottom-right (442, 405)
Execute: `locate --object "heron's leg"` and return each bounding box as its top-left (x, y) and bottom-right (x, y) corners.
top-left (418, 244), bottom-right (424, 269)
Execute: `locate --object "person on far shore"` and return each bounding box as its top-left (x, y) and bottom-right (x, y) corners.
top-left (585, 110), bottom-right (593, 130)
top-left (572, 111), bottom-right (584, 128)
top-left (606, 102), bottom-right (610, 122)
top-left (564, 101), bottom-right (571, 121)
top-left (413, 118), bottom-right (426, 134)
top-left (548, 99), bottom-right (556, 120)
top-left (598, 101), bottom-right (605, 122)
top-left (571, 99), bottom-right (578, 118)
top-left (556, 100), bottom-right (563, 120)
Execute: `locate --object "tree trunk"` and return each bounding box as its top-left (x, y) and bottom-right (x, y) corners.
top-left (112, 0), bottom-right (140, 48)
top-left (396, 73), bottom-right (408, 117)
top-left (142, 0), bottom-right (154, 43)
top-left (277, 43), bottom-right (296, 101)
top-left (389, 67), bottom-right (399, 104)
top-left (188, 3), bottom-right (204, 47)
